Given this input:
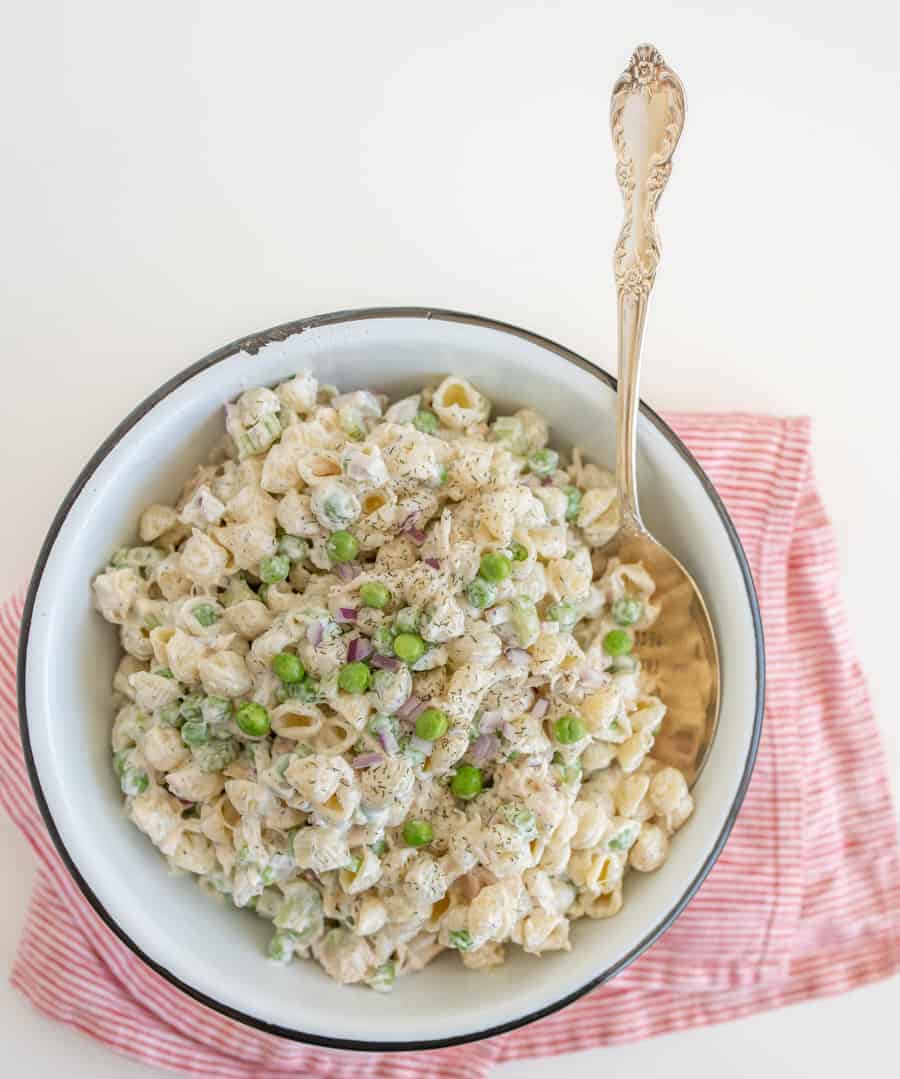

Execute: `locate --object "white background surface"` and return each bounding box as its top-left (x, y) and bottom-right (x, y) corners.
top-left (1, 2), bottom-right (898, 1076)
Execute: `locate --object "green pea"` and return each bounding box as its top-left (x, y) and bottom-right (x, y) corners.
top-left (393, 607), bottom-right (419, 634)
top-left (121, 768), bottom-right (149, 796)
top-left (277, 534), bottom-right (308, 562)
top-left (563, 485), bottom-right (582, 522)
top-left (527, 448), bottom-right (559, 476)
top-left (553, 751), bottom-right (583, 785)
top-left (547, 602), bottom-right (580, 632)
top-left (110, 546), bottom-right (164, 572)
top-left (367, 961), bottom-right (395, 992)
top-left (554, 714), bottom-right (586, 744)
top-left (338, 661), bottom-right (371, 694)
top-left (508, 541), bottom-right (528, 562)
top-left (235, 701), bottom-right (271, 737)
top-left (326, 530), bottom-right (359, 563)
top-left (323, 487), bottom-right (359, 528)
top-left (283, 677), bottom-right (321, 703)
top-left (466, 577), bottom-right (497, 609)
top-left (413, 410), bottom-right (439, 434)
top-left (201, 696), bottom-right (233, 725)
top-left (369, 839), bottom-right (387, 857)
top-left (268, 931), bottom-right (296, 963)
top-left (158, 703), bottom-right (183, 728)
top-left (193, 739), bottom-right (238, 773)
top-left (608, 823), bottom-right (639, 852)
top-left (451, 764), bottom-right (483, 800)
top-left (359, 582), bottom-right (390, 609)
top-left (415, 707), bottom-right (448, 741)
top-left (479, 551), bottom-right (511, 583)
top-left (499, 801), bottom-right (537, 836)
top-left (181, 720), bottom-right (209, 747)
top-left (603, 629), bottom-right (633, 656)
top-left (448, 929), bottom-right (472, 951)
top-left (612, 596), bottom-right (643, 627)
top-left (393, 632), bottom-right (426, 664)
top-left (403, 819), bottom-right (433, 847)
top-left (272, 652), bottom-right (305, 684)
top-left (192, 604), bottom-right (219, 627)
top-left (259, 554), bottom-right (290, 584)
top-left (371, 626), bottom-right (396, 655)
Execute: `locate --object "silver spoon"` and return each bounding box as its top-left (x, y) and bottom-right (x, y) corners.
top-left (602, 44), bottom-right (720, 784)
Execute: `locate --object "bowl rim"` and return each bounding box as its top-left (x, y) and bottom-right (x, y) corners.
top-left (17, 306), bottom-right (765, 1052)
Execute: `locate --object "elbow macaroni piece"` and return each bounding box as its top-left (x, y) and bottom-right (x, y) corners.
top-left (93, 372), bottom-right (694, 992)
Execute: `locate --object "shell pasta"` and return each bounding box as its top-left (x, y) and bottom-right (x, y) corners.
top-left (93, 373), bottom-right (693, 991)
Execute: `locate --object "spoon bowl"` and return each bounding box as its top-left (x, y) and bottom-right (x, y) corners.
top-left (600, 529), bottom-right (719, 784)
top-left (606, 45), bottom-right (721, 784)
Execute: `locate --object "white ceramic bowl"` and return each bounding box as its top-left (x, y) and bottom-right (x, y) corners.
top-left (19, 308), bottom-right (763, 1050)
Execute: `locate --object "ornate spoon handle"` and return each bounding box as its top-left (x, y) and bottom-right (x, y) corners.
top-left (610, 45), bottom-right (686, 529)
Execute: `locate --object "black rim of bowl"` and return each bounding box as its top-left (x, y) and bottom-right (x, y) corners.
top-left (17, 306), bottom-right (765, 1052)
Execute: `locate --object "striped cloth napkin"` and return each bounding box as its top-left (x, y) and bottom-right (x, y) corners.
top-left (1, 413), bottom-right (898, 1079)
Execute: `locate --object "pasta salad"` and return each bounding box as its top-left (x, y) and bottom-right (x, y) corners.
top-left (93, 372), bottom-right (693, 990)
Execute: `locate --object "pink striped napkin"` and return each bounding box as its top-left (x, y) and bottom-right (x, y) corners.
top-left (2, 413), bottom-right (899, 1078)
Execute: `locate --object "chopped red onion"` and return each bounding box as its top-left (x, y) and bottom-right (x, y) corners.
top-left (406, 527), bottom-right (427, 545)
top-left (541, 476), bottom-right (553, 486)
top-left (370, 653), bottom-right (400, 671)
top-left (352, 752), bottom-right (383, 769)
top-left (347, 637), bottom-right (373, 662)
top-left (505, 647), bottom-right (531, 667)
top-left (307, 621), bottom-right (324, 647)
top-left (409, 734), bottom-right (434, 755)
top-left (423, 557), bottom-right (441, 570)
top-left (338, 607), bottom-right (358, 623)
top-left (377, 726), bottom-right (399, 755)
top-left (531, 698), bottom-right (549, 720)
top-left (470, 733), bottom-right (499, 765)
top-left (336, 561), bottom-right (361, 581)
top-left (396, 695), bottom-right (424, 720)
top-left (479, 709), bottom-right (504, 733)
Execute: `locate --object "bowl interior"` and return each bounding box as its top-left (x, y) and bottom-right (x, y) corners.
top-left (22, 311), bottom-right (761, 1047)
